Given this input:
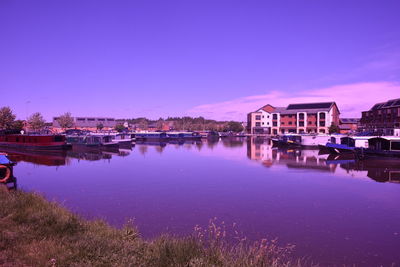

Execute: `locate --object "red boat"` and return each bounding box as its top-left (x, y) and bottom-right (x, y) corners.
top-left (0, 135), bottom-right (71, 151)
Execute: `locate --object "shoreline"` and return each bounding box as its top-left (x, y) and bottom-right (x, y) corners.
top-left (0, 186), bottom-right (303, 267)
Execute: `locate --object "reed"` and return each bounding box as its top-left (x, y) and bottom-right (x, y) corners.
top-left (0, 186), bottom-right (307, 267)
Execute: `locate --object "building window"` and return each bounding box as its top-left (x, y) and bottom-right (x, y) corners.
top-left (299, 113), bottom-right (304, 120)
top-left (299, 121), bottom-right (304, 127)
top-left (77, 118), bottom-right (86, 121)
top-left (262, 115), bottom-right (264, 118)
top-left (98, 119), bottom-right (105, 121)
top-left (107, 119), bottom-right (115, 121)
top-left (308, 121), bottom-right (312, 125)
top-left (255, 122), bottom-right (261, 127)
top-left (87, 118), bottom-right (95, 121)
top-left (267, 115), bottom-right (270, 118)
top-left (281, 122), bottom-right (285, 125)
top-left (262, 122), bottom-right (264, 125)
top-left (320, 121), bottom-right (325, 127)
top-left (267, 122), bottom-right (269, 125)
top-left (319, 113), bottom-right (326, 119)
top-left (288, 121), bottom-right (292, 125)
top-left (255, 115), bottom-right (261, 120)
top-left (273, 122), bottom-right (278, 127)
top-left (273, 114), bottom-right (278, 120)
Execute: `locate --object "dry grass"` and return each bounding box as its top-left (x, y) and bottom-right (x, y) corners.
top-left (0, 186), bottom-right (308, 267)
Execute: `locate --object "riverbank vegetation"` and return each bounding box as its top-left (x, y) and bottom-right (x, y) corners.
top-left (0, 187), bottom-right (304, 267)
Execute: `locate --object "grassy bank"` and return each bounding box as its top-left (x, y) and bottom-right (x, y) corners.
top-left (0, 186), bottom-right (304, 267)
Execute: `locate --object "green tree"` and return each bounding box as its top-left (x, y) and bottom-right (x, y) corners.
top-left (155, 118), bottom-right (164, 130)
top-left (224, 121), bottom-right (244, 132)
top-left (115, 123), bottom-right (125, 132)
top-left (27, 112), bottom-right (46, 131)
top-left (12, 120), bottom-right (25, 131)
top-left (97, 123), bottom-right (104, 131)
top-left (329, 123), bottom-right (340, 134)
top-left (0, 106), bottom-right (16, 130)
top-left (57, 112), bottom-right (74, 130)
top-left (138, 119), bottom-right (148, 131)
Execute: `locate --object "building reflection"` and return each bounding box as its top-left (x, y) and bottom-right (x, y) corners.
top-left (246, 137), bottom-right (400, 184)
top-left (246, 137), bottom-right (336, 172)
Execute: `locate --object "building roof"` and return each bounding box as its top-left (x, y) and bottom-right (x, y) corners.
top-left (286, 102), bottom-right (335, 110)
top-left (281, 102), bottom-right (337, 114)
top-left (369, 98), bottom-right (400, 111)
top-left (273, 107), bottom-right (287, 113)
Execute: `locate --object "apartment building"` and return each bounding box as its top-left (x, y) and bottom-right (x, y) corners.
top-left (247, 102), bottom-right (340, 135)
top-left (360, 98), bottom-right (400, 135)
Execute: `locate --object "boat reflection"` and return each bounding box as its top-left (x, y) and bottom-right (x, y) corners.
top-left (340, 159), bottom-right (400, 183)
top-left (0, 148), bottom-right (68, 166)
top-left (0, 145), bottom-right (132, 166)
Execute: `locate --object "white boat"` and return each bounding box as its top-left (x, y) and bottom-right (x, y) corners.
top-left (111, 133), bottom-right (134, 145)
top-left (300, 134), bottom-right (343, 148)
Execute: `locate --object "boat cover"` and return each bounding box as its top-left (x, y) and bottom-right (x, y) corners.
top-left (0, 155), bottom-right (12, 165)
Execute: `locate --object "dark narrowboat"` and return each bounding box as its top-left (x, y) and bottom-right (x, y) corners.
top-left (355, 137), bottom-right (400, 159)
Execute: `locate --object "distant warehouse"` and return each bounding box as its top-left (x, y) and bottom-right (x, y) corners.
top-left (52, 117), bottom-right (117, 130)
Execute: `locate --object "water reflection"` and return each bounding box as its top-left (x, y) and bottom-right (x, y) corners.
top-left (247, 137), bottom-right (337, 172)
top-left (1, 148), bottom-right (69, 166)
top-left (246, 137), bottom-right (400, 184)
top-left (341, 159), bottom-right (400, 183)
top-left (2, 138), bottom-right (400, 185)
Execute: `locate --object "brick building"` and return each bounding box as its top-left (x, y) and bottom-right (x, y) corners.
top-left (339, 118), bottom-right (360, 134)
top-left (360, 98), bottom-right (400, 135)
top-left (247, 102), bottom-right (340, 135)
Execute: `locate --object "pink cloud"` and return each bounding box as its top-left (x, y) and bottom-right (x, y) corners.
top-left (187, 81), bottom-right (400, 121)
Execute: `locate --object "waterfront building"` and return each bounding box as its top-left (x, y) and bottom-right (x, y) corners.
top-left (360, 98), bottom-right (400, 135)
top-left (52, 117), bottom-right (117, 131)
top-left (247, 102), bottom-right (340, 135)
top-left (339, 118), bottom-right (360, 134)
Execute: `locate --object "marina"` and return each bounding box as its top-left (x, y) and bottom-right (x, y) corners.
top-left (2, 137), bottom-right (400, 266)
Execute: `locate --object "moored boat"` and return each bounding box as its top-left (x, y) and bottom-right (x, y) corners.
top-left (271, 134), bottom-right (302, 148)
top-left (0, 134), bottom-right (71, 151)
top-left (166, 132), bottom-right (202, 140)
top-left (110, 133), bottom-right (134, 146)
top-left (67, 135), bottom-right (119, 149)
top-left (320, 136), bottom-right (374, 155)
top-left (135, 132), bottom-right (168, 141)
top-left (355, 137), bottom-right (400, 159)
top-left (300, 135), bottom-right (342, 149)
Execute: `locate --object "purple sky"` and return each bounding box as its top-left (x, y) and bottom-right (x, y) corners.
top-left (1, 0), bottom-right (399, 121)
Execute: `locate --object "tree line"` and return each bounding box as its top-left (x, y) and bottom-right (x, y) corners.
top-left (0, 107), bottom-right (74, 132)
top-left (0, 107), bottom-right (245, 133)
top-left (122, 116), bottom-right (244, 132)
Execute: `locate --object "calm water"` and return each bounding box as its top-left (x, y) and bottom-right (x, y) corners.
top-left (3, 137), bottom-right (400, 266)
